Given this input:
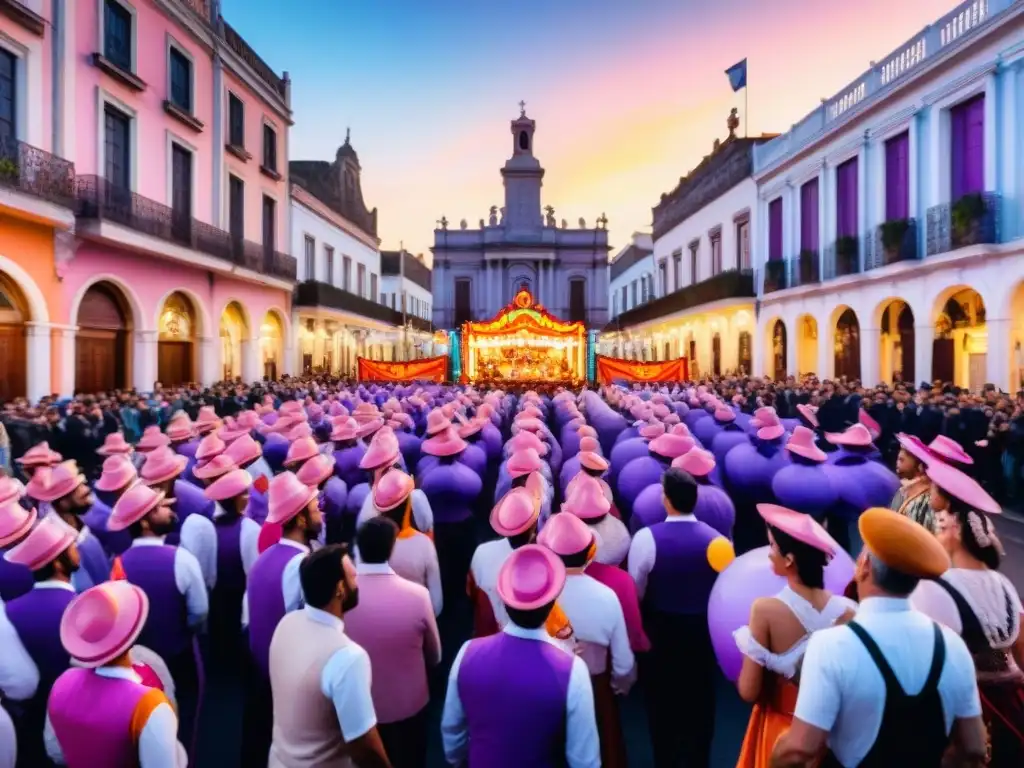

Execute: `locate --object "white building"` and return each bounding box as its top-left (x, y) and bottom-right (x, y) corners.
top-left (752, 0), bottom-right (1024, 393)
top-left (380, 250), bottom-right (435, 359)
top-left (608, 233), bottom-right (655, 320)
top-left (431, 106), bottom-right (611, 330)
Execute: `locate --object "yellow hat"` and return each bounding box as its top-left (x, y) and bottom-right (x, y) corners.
top-left (858, 507), bottom-right (949, 579)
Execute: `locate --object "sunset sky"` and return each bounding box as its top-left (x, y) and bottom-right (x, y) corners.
top-left (221, 0), bottom-right (962, 260)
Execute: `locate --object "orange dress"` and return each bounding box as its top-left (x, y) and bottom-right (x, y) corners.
top-left (735, 676), bottom-right (800, 768)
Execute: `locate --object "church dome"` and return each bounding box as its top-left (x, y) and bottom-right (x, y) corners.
top-left (336, 129), bottom-right (359, 163)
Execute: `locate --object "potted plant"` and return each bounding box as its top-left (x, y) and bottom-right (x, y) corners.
top-left (835, 236), bottom-right (858, 274)
top-left (0, 157), bottom-right (19, 184)
top-left (951, 193), bottom-right (986, 247)
top-left (798, 249), bottom-right (818, 283)
top-left (880, 218), bottom-right (911, 263)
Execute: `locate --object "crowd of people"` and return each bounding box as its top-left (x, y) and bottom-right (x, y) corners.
top-left (0, 373), bottom-right (1021, 767)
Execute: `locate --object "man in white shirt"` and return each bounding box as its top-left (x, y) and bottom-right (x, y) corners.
top-left (772, 507), bottom-right (987, 767)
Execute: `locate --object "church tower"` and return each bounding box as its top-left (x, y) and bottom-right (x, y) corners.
top-left (501, 102), bottom-right (544, 230)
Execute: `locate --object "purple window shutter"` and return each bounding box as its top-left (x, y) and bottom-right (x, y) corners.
top-left (951, 95), bottom-right (984, 200)
top-left (769, 198), bottom-right (783, 261)
top-left (800, 179), bottom-right (819, 253)
top-left (885, 132), bottom-right (909, 220)
top-left (836, 158), bottom-right (858, 238)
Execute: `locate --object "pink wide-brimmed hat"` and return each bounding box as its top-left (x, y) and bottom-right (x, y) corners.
top-left (60, 580), bottom-right (149, 668)
top-left (195, 406), bottom-right (221, 434)
top-left (373, 469), bottom-right (415, 512)
top-left (796, 404), bottom-right (819, 429)
top-left (94, 455), bottom-right (138, 492)
top-left (825, 423), bottom-right (873, 447)
top-left (507, 447), bottom-right (543, 479)
top-left (786, 426), bottom-right (827, 463)
top-left (279, 400), bottom-right (305, 417)
top-left (96, 432), bottom-right (133, 457)
top-left (195, 433), bottom-right (226, 464)
top-left (421, 427), bottom-right (467, 458)
top-left (752, 410), bottom-right (785, 441)
top-left (266, 472), bottom-right (318, 526)
top-left (505, 431), bottom-right (549, 457)
top-left (458, 418), bottom-right (484, 439)
top-left (671, 423), bottom-right (692, 437)
top-left (360, 428), bottom-right (401, 470)
top-left (193, 454), bottom-right (237, 481)
top-left (204, 469), bottom-right (253, 502)
top-left (424, 409), bottom-right (452, 436)
top-left (579, 437), bottom-right (601, 454)
top-left (225, 434), bottom-right (262, 467)
top-left (490, 487), bottom-right (539, 537)
top-left (0, 502), bottom-right (35, 547)
top-left (140, 447), bottom-right (188, 486)
top-left (352, 402), bottom-right (381, 424)
top-left (285, 437), bottom-right (320, 467)
top-left (330, 418), bottom-right (360, 442)
top-left (108, 484), bottom-right (171, 532)
top-left (286, 423), bottom-right (314, 442)
top-left (496, 544), bottom-right (566, 611)
top-left (757, 503), bottom-right (837, 557)
top-left (579, 451), bottom-right (609, 473)
top-left (639, 422), bottom-right (666, 440)
top-left (895, 432), bottom-right (935, 467)
top-left (926, 460), bottom-right (1000, 515)
top-left (672, 448), bottom-right (714, 478)
top-left (649, 433), bottom-right (696, 460)
top-left (563, 474), bottom-right (611, 520)
top-left (356, 418), bottom-right (385, 440)
top-left (859, 410), bottom-right (882, 441)
top-left (17, 441), bottom-right (62, 467)
top-left (577, 425), bottom-right (598, 439)
top-left (928, 435), bottom-right (974, 466)
top-left (513, 417), bottom-right (545, 434)
top-left (537, 508), bottom-right (594, 557)
top-left (0, 476), bottom-right (24, 508)
top-left (136, 426), bottom-right (170, 452)
top-left (296, 453), bottom-right (336, 487)
top-left (4, 514), bottom-right (77, 570)
top-left (166, 420), bottom-right (195, 443)
top-left (713, 407), bottom-right (736, 424)
top-left (26, 461), bottom-right (87, 503)
top-left (218, 417), bottom-right (250, 444)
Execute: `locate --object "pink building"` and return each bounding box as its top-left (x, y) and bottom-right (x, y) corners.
top-left (59, 0), bottom-right (296, 391)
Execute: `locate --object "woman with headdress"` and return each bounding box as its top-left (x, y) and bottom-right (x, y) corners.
top-left (911, 460), bottom-right (1024, 766)
top-left (734, 504), bottom-right (856, 767)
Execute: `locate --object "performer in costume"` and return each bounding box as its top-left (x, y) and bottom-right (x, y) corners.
top-left (564, 474), bottom-right (630, 567)
top-left (0, 495), bottom-right (34, 602)
top-left (771, 427), bottom-right (838, 524)
top-left (87, 456), bottom-right (138, 556)
top-left (891, 433), bottom-right (937, 532)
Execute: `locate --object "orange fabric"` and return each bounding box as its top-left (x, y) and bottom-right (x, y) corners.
top-left (130, 688), bottom-right (173, 745)
top-left (595, 355), bottom-right (688, 386)
top-left (396, 499), bottom-right (418, 540)
top-left (253, 475), bottom-right (270, 494)
top-left (357, 356), bottom-right (448, 383)
top-left (110, 557), bottom-right (126, 581)
top-left (736, 679), bottom-right (802, 768)
top-left (545, 602), bottom-right (573, 641)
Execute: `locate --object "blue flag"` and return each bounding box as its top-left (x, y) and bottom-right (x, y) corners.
top-left (726, 59), bottom-right (747, 92)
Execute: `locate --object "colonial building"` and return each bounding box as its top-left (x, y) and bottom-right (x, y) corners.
top-left (608, 233), bottom-right (655, 321)
top-left (431, 105), bottom-right (610, 330)
top-left (753, 0), bottom-right (1024, 392)
top-left (380, 249), bottom-right (434, 359)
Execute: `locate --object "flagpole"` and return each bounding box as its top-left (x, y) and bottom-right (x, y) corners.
top-left (745, 83), bottom-right (749, 138)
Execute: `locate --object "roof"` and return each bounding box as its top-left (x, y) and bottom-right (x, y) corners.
top-left (290, 137), bottom-right (378, 240)
top-left (381, 251), bottom-right (432, 292)
top-left (610, 244), bottom-right (653, 282)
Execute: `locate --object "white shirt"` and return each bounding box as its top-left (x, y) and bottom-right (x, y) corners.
top-left (127, 539), bottom-right (208, 628)
top-left (794, 597), bottom-right (982, 767)
top-left (627, 514), bottom-right (696, 599)
top-left (441, 623), bottom-right (600, 768)
top-left (559, 573), bottom-right (636, 690)
top-left (0, 703), bottom-right (13, 768)
top-left (0, 597), bottom-right (40, 700)
top-left (177, 513), bottom-right (218, 590)
top-left (355, 488), bottom-right (434, 532)
top-left (469, 538), bottom-right (514, 628)
top-left (43, 665), bottom-right (187, 767)
top-left (588, 514), bottom-right (630, 566)
top-left (210, 504), bottom-right (262, 582)
top-left (241, 538), bottom-right (308, 628)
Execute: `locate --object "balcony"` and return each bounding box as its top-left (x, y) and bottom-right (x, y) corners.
top-left (0, 134), bottom-right (76, 209)
top-left (603, 269), bottom-right (754, 331)
top-left (295, 280), bottom-right (433, 332)
top-left (869, 218), bottom-right (919, 268)
top-left (75, 175), bottom-right (297, 281)
top-left (823, 237), bottom-right (861, 280)
top-left (788, 250), bottom-right (821, 288)
top-left (926, 192), bottom-right (1001, 256)
top-left (763, 260), bottom-right (787, 294)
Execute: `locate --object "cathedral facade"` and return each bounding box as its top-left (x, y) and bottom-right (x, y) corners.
top-left (431, 107), bottom-right (611, 331)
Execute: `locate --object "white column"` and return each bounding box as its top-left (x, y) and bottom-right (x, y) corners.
top-left (23, 323), bottom-right (51, 402)
top-left (860, 326), bottom-right (881, 387)
top-left (983, 70), bottom-right (998, 194)
top-left (133, 330), bottom-right (158, 391)
top-left (915, 322), bottom-right (934, 385)
top-left (986, 318), bottom-right (1011, 393)
top-left (785, 321), bottom-right (797, 377)
top-left (817, 324), bottom-right (832, 380)
top-left (908, 110), bottom-right (920, 222)
top-left (56, 327), bottom-right (77, 396)
top-left (784, 184), bottom-right (797, 260)
top-left (199, 336), bottom-right (217, 386)
top-left (857, 142), bottom-right (868, 270)
top-left (1000, 64), bottom-right (1018, 239)
top-left (241, 338), bottom-right (260, 383)
top-left (819, 163), bottom-right (831, 268)
top-left (924, 104), bottom-right (942, 210)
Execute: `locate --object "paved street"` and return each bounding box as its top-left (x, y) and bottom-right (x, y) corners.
top-left (993, 511), bottom-right (1024, 591)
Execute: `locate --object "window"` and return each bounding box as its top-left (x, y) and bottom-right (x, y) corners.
top-left (324, 245), bottom-right (334, 285)
top-left (390, 293), bottom-right (397, 310)
top-left (736, 219), bottom-right (751, 270)
top-left (228, 176), bottom-right (244, 243)
top-left (620, 285), bottom-right (627, 313)
top-left (104, 104), bottom-right (131, 190)
top-left (455, 278), bottom-right (472, 325)
top-left (228, 94), bottom-right (244, 147)
top-left (710, 231), bottom-right (722, 276)
top-left (658, 260), bottom-right (667, 296)
top-left (569, 279), bottom-right (586, 322)
top-left (262, 195), bottom-right (276, 253)
top-left (885, 132), bottom-right (910, 221)
top-left (262, 124), bottom-right (277, 171)
top-left (689, 242), bottom-right (698, 283)
top-left (342, 256), bottom-right (351, 291)
top-left (357, 264), bottom-right (366, 298)
top-left (640, 276), bottom-right (649, 303)
top-left (800, 179), bottom-right (819, 254)
top-left (170, 144), bottom-right (192, 234)
top-left (0, 50), bottom-right (15, 139)
top-left (370, 273), bottom-right (377, 303)
top-left (304, 235), bottom-right (315, 280)
top-left (169, 47), bottom-right (192, 112)
top-left (768, 198), bottom-right (783, 261)
top-left (631, 280), bottom-right (637, 307)
top-left (951, 95), bottom-right (984, 201)
top-left (836, 158), bottom-right (858, 238)
top-left (672, 250), bottom-right (682, 291)
top-left (104, 0), bottom-right (133, 72)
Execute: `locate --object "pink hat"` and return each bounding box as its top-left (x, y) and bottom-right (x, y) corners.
top-left (713, 407), bottom-right (736, 423)
top-left (0, 502), bottom-right (35, 547)
top-left (458, 418), bottom-right (484, 439)
top-left (330, 418), bottom-right (360, 442)
top-left (577, 425), bottom-right (598, 439)
top-left (140, 447), bottom-right (187, 485)
top-left (0, 476), bottom-right (24, 507)
top-left (94, 455), bottom-right (138, 492)
top-left (218, 417), bottom-right (250, 444)
top-left (753, 410), bottom-right (785, 441)
top-left (296, 454), bottom-right (336, 487)
top-left (579, 437), bottom-right (601, 454)
top-left (96, 433), bottom-right (133, 457)
top-left (925, 460), bottom-right (1000, 515)
top-left (859, 409), bottom-right (882, 441)
top-left (108, 483), bottom-right (170, 532)
top-left (537, 509), bottom-right (594, 556)
top-left (649, 433), bottom-right (696, 460)
top-left (136, 427), bottom-right (170, 452)
top-left (286, 423), bottom-right (314, 443)
top-left (166, 420), bottom-right (194, 442)
top-left (825, 423), bottom-right (873, 447)
top-left (352, 402), bottom-right (381, 424)
top-left (421, 427), bottom-right (467, 458)
top-left (786, 426), bottom-right (827, 463)
top-left (195, 406), bottom-right (221, 434)
top-left (496, 544), bottom-right (566, 611)
top-left (4, 515), bottom-right (77, 570)
top-left (372, 469), bottom-right (415, 511)
top-left (60, 581), bottom-right (149, 668)
top-left (356, 418), bottom-right (385, 439)
top-left (360, 428), bottom-right (401, 470)
top-left (490, 487), bottom-right (539, 537)
top-left (927, 435), bottom-right (974, 466)
top-left (505, 431), bottom-right (549, 457)
top-left (896, 433), bottom-right (934, 466)
top-left (513, 417), bottom-right (545, 434)
top-left (285, 437), bottom-right (320, 467)
top-left (225, 434), bottom-right (262, 467)
top-left (195, 433), bottom-right (226, 464)
top-left (17, 441), bottom-right (62, 467)
top-left (425, 409), bottom-right (452, 436)
top-left (639, 422), bottom-right (666, 440)
top-left (266, 472), bottom-right (319, 526)
top-left (579, 451), bottom-right (609, 473)
top-left (507, 448), bottom-right (543, 479)
top-left (204, 469), bottom-right (253, 502)
top-left (672, 448), bottom-right (714, 478)
top-left (26, 462), bottom-right (87, 503)
top-left (193, 454), bottom-right (237, 481)
top-left (757, 504), bottom-right (837, 557)
top-left (671, 423), bottom-right (692, 437)
top-left (563, 474), bottom-right (612, 520)
top-left (663, 413), bottom-right (681, 426)
top-left (796, 404), bottom-right (819, 429)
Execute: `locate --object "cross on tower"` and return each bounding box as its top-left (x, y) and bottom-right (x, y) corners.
top-left (519, 100), bottom-right (527, 117)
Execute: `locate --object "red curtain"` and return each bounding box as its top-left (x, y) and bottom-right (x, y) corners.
top-left (595, 355), bottom-right (689, 386)
top-left (356, 355), bottom-right (448, 383)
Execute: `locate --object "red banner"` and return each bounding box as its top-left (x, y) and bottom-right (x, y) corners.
top-left (356, 355), bottom-right (448, 383)
top-left (595, 355), bottom-right (689, 386)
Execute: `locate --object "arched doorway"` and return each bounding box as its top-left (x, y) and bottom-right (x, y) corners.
top-left (260, 310), bottom-right (284, 381)
top-left (878, 300), bottom-right (915, 384)
top-left (220, 302), bottom-right (247, 381)
top-left (76, 282), bottom-right (131, 392)
top-left (771, 320), bottom-right (787, 380)
top-left (712, 333), bottom-right (722, 376)
top-left (0, 273), bottom-right (28, 399)
top-left (157, 292), bottom-right (197, 386)
top-left (833, 308), bottom-right (861, 381)
top-left (738, 331), bottom-right (752, 374)
top-left (933, 287), bottom-right (986, 389)
top-left (796, 315), bottom-right (818, 376)
top-left (1011, 282), bottom-right (1024, 392)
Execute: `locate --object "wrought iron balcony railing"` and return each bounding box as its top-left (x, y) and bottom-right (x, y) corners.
top-left (823, 237), bottom-right (861, 280)
top-left (868, 218), bottom-right (919, 269)
top-left (603, 269), bottom-right (754, 331)
top-left (763, 260), bottom-right (787, 294)
top-left (76, 175), bottom-right (297, 281)
top-left (788, 250), bottom-right (821, 288)
top-left (0, 134), bottom-right (76, 208)
top-left (926, 192), bottom-right (1000, 256)
top-left (295, 280), bottom-right (433, 332)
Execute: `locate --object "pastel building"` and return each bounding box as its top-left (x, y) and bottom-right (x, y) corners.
top-left (58, 0), bottom-right (296, 391)
top-left (379, 249), bottom-right (435, 359)
top-left (607, 233), bottom-right (655, 323)
top-left (753, 0), bottom-right (1024, 392)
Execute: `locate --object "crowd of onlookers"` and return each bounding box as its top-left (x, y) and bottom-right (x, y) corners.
top-left (1, 373), bottom-right (1022, 503)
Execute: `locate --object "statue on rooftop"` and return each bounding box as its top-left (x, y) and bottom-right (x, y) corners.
top-left (499, 207), bottom-right (506, 225)
top-left (438, 216), bottom-right (448, 230)
top-left (489, 206), bottom-right (498, 226)
top-left (544, 205), bottom-right (556, 227)
top-left (459, 219), bottom-right (467, 230)
top-left (561, 219), bottom-right (567, 229)
top-left (597, 213), bottom-right (608, 230)
top-left (727, 107), bottom-right (740, 138)
top-left (578, 217), bottom-right (586, 228)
